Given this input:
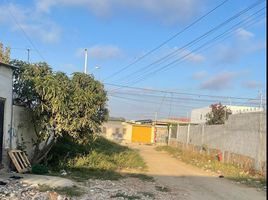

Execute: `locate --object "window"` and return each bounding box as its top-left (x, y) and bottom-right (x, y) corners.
top-left (115, 128), bottom-right (120, 133)
top-left (200, 114), bottom-right (202, 120)
top-left (102, 127), bottom-right (107, 134)
top-left (123, 128), bottom-right (127, 135)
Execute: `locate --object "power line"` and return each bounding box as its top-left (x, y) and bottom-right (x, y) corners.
top-left (103, 0), bottom-right (229, 81)
top-left (109, 94), bottom-right (199, 109)
top-left (127, 11), bottom-right (266, 85)
top-left (105, 83), bottom-right (263, 101)
top-left (4, 0), bottom-right (46, 61)
top-left (119, 2), bottom-right (265, 85)
top-left (108, 91), bottom-right (263, 107)
top-left (108, 94), bottom-right (264, 119)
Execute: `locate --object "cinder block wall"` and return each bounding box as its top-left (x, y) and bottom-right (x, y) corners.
top-left (167, 112), bottom-right (266, 173)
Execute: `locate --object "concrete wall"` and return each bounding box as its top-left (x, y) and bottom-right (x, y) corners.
top-left (0, 65), bottom-right (13, 167)
top-left (168, 112), bottom-right (267, 172)
top-left (101, 121), bottom-right (132, 143)
top-left (155, 125), bottom-right (168, 144)
top-left (12, 105), bottom-right (37, 159)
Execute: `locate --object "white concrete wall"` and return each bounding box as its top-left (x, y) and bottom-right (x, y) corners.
top-left (0, 65), bottom-right (13, 167)
top-left (122, 122), bottom-right (132, 143)
top-left (171, 112), bottom-right (267, 171)
top-left (101, 121), bottom-right (132, 143)
top-left (155, 125), bottom-right (168, 144)
top-left (12, 105), bottom-right (37, 159)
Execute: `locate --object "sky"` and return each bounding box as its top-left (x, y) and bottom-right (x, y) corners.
top-left (0, 0), bottom-right (266, 120)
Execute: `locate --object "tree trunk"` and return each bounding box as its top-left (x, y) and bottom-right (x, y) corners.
top-left (31, 134), bottom-right (56, 165)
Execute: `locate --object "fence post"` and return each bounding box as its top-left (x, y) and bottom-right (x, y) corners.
top-left (176, 124), bottom-right (180, 147)
top-left (186, 124), bottom-right (190, 148)
top-left (200, 124), bottom-right (204, 153)
top-left (255, 111), bottom-right (263, 171)
top-left (167, 125), bottom-right (171, 146)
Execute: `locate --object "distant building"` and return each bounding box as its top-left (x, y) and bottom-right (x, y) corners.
top-left (158, 117), bottom-right (190, 125)
top-left (101, 119), bottom-right (132, 143)
top-left (191, 105), bottom-right (264, 124)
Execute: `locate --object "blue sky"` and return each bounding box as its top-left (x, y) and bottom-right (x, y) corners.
top-left (0, 0), bottom-right (266, 119)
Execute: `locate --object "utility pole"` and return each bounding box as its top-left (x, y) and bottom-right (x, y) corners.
top-left (84, 48), bottom-right (88, 74)
top-left (154, 112), bottom-right (157, 124)
top-left (27, 48), bottom-right (30, 63)
top-left (255, 90), bottom-right (263, 170)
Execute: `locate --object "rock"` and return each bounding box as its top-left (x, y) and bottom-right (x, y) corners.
top-left (48, 191), bottom-right (59, 200)
top-left (9, 193), bottom-right (15, 198)
top-left (60, 170), bottom-right (67, 176)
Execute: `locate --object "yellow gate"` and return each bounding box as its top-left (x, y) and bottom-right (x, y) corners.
top-left (132, 125), bottom-right (152, 143)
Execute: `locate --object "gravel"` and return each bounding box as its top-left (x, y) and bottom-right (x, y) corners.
top-left (0, 178), bottom-right (69, 200)
top-left (77, 177), bottom-right (185, 200)
top-left (0, 176), bottom-right (185, 200)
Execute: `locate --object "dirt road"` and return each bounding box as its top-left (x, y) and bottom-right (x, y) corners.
top-left (131, 144), bottom-right (266, 200)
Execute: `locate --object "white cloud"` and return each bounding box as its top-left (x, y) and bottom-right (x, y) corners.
top-left (179, 49), bottom-right (205, 62)
top-left (35, 0), bottom-right (206, 25)
top-left (0, 3), bottom-right (61, 44)
top-left (192, 71), bottom-right (207, 80)
top-left (236, 28), bottom-right (254, 40)
top-left (199, 71), bottom-right (238, 90)
top-left (77, 45), bottom-right (122, 60)
top-left (242, 80), bottom-right (262, 89)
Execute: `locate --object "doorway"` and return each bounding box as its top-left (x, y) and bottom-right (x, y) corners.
top-left (0, 99), bottom-right (4, 165)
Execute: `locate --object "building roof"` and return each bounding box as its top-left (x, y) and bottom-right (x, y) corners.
top-left (108, 117), bottom-right (126, 122)
top-left (0, 61), bottom-right (17, 70)
top-left (158, 118), bottom-right (190, 124)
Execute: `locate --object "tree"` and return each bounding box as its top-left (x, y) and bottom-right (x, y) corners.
top-left (205, 103), bottom-right (232, 125)
top-left (0, 42), bottom-right (11, 64)
top-left (11, 60), bottom-right (108, 164)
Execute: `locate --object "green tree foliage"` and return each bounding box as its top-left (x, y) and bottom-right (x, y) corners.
top-left (0, 42), bottom-right (11, 64)
top-left (11, 60), bottom-right (108, 164)
top-left (205, 103), bottom-right (232, 125)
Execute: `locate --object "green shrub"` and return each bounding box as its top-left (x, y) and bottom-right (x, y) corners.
top-left (48, 136), bottom-right (146, 173)
top-left (31, 164), bottom-right (48, 175)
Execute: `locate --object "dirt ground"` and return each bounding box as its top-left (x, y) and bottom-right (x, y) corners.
top-left (130, 144), bottom-right (266, 200)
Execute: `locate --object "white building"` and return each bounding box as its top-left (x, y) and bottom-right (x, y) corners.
top-left (0, 62), bottom-right (16, 169)
top-left (191, 105), bottom-right (264, 124)
top-left (101, 120), bottom-right (133, 143)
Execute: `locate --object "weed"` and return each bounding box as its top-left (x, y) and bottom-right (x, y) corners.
top-left (38, 185), bottom-right (84, 197)
top-left (31, 164), bottom-right (48, 175)
top-left (138, 192), bottom-right (155, 198)
top-left (127, 174), bottom-right (155, 182)
top-left (111, 192), bottom-right (141, 199)
top-left (48, 136), bottom-right (147, 181)
top-left (155, 186), bottom-right (170, 192)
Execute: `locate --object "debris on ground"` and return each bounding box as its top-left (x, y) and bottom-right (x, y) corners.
top-left (0, 178), bottom-right (69, 200)
top-left (79, 177), bottom-right (186, 200)
top-left (60, 170), bottom-right (68, 176)
top-left (0, 176), bottom-right (186, 200)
